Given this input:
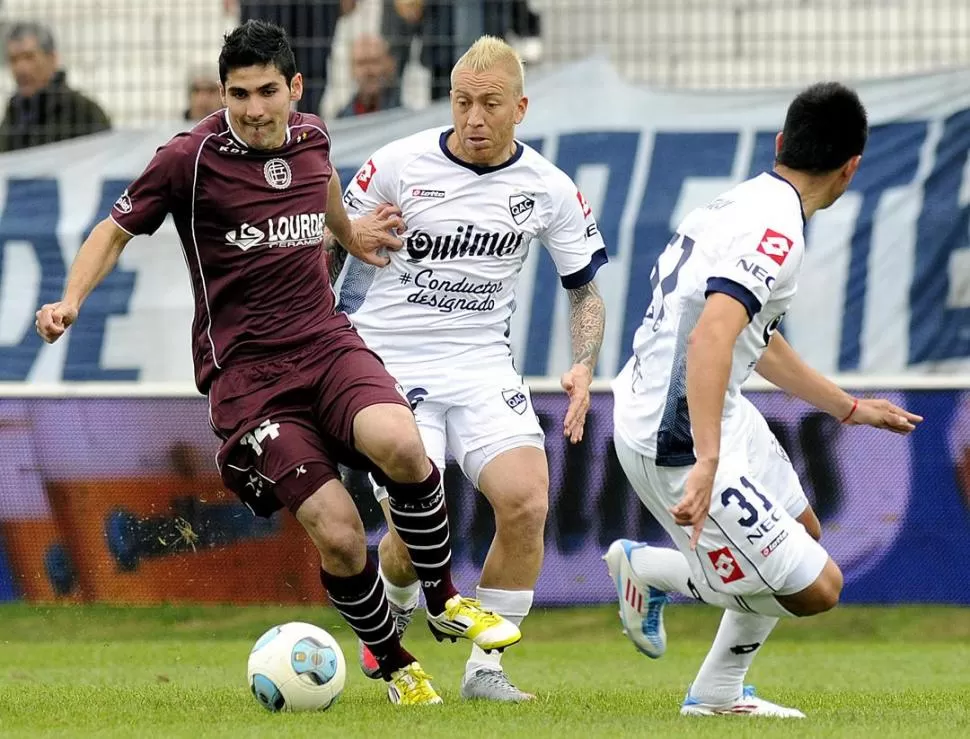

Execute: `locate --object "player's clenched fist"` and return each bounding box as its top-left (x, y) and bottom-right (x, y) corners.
top-left (35, 301), bottom-right (78, 343)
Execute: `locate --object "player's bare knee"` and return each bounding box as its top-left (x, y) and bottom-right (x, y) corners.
top-left (296, 490), bottom-right (366, 574)
top-left (803, 582), bottom-right (841, 616)
top-left (356, 405), bottom-right (429, 480)
top-left (311, 520), bottom-right (366, 574)
top-left (495, 478), bottom-right (548, 541)
top-left (819, 585), bottom-right (841, 613)
top-left (321, 539), bottom-right (366, 576)
top-left (372, 428), bottom-right (428, 481)
top-left (786, 559), bottom-right (843, 616)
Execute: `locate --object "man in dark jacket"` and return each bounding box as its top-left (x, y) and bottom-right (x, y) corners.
top-left (0, 22), bottom-right (111, 152)
top-left (337, 34), bottom-right (401, 118)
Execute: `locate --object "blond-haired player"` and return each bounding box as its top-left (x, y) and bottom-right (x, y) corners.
top-left (332, 35), bottom-right (608, 701)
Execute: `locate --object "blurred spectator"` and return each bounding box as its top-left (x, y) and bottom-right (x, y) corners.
top-left (0, 22), bottom-right (111, 153)
top-left (382, 0), bottom-right (542, 101)
top-left (184, 64), bottom-right (223, 123)
top-left (226, 0), bottom-right (358, 116)
top-left (337, 34), bottom-right (401, 118)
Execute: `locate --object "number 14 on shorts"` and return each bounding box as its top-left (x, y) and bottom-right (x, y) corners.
top-left (240, 419), bottom-right (281, 457)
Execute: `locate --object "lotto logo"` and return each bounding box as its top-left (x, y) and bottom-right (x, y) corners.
top-left (577, 190), bottom-right (592, 218)
top-left (756, 229), bottom-right (793, 265)
top-left (356, 159), bottom-right (377, 192)
top-left (708, 547), bottom-right (745, 583)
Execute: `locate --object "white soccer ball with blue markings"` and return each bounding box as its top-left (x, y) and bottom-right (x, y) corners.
top-left (247, 622), bottom-right (346, 712)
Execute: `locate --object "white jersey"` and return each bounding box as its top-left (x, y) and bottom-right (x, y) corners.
top-left (338, 127), bottom-right (607, 367)
top-left (613, 172), bottom-right (806, 465)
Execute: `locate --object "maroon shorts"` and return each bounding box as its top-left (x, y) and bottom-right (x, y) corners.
top-left (209, 321), bottom-right (409, 517)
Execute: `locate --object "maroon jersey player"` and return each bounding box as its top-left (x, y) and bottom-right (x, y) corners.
top-left (35, 20), bottom-right (520, 706)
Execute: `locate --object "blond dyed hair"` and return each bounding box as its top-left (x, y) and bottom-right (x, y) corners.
top-left (451, 35), bottom-right (525, 96)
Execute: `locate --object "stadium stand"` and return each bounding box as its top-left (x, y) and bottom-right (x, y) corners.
top-left (0, 0), bottom-right (967, 127)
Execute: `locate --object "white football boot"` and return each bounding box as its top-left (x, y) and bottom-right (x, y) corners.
top-left (603, 539), bottom-right (670, 658)
top-left (681, 685), bottom-right (806, 718)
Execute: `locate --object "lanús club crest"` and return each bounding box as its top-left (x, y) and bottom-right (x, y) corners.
top-left (263, 158), bottom-right (292, 190)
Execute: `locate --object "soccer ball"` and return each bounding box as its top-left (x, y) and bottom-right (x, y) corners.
top-left (247, 622), bottom-right (346, 712)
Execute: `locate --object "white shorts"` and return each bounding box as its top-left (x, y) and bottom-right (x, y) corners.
top-left (372, 360), bottom-right (545, 502)
top-left (615, 399), bottom-right (825, 597)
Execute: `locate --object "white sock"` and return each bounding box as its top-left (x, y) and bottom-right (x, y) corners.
top-left (378, 564), bottom-right (420, 611)
top-left (629, 545), bottom-right (795, 618)
top-left (465, 586), bottom-right (533, 675)
top-left (690, 610), bottom-right (778, 705)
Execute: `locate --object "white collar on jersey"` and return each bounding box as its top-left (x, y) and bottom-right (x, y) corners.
top-left (766, 171), bottom-right (807, 226)
top-left (223, 109), bottom-right (292, 150)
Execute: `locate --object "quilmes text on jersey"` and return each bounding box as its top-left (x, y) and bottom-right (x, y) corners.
top-left (404, 224), bottom-right (526, 263)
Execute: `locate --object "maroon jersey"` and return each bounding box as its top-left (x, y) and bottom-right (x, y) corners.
top-left (111, 110), bottom-right (340, 392)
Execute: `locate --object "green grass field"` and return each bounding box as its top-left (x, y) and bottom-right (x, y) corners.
top-left (1, 603), bottom-right (969, 738)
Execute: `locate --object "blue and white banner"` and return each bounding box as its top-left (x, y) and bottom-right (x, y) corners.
top-left (1, 58), bottom-right (969, 382)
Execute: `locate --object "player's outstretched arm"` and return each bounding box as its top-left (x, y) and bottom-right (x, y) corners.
top-left (756, 331), bottom-right (855, 417)
top-left (561, 280), bottom-right (606, 443)
top-left (675, 293), bottom-right (749, 548)
top-left (35, 217), bottom-right (132, 344)
top-left (755, 332), bottom-right (922, 433)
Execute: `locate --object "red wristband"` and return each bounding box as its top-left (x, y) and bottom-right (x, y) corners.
top-left (840, 398), bottom-right (858, 423)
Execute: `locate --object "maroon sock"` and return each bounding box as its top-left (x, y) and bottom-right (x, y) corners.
top-left (382, 463), bottom-right (458, 615)
top-left (320, 559), bottom-right (414, 679)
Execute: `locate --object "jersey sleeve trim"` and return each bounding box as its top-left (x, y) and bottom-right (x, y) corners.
top-left (108, 215), bottom-right (136, 237)
top-left (705, 277), bottom-right (761, 320)
top-left (560, 247), bottom-right (608, 289)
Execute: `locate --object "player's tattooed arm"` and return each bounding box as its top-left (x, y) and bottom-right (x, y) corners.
top-left (561, 279), bottom-right (605, 443)
top-left (566, 280), bottom-right (606, 374)
top-left (323, 229), bottom-right (349, 284)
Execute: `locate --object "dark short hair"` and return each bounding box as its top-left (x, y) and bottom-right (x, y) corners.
top-left (219, 20), bottom-right (297, 85)
top-left (777, 82), bottom-right (869, 174)
top-left (6, 21), bottom-right (56, 54)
